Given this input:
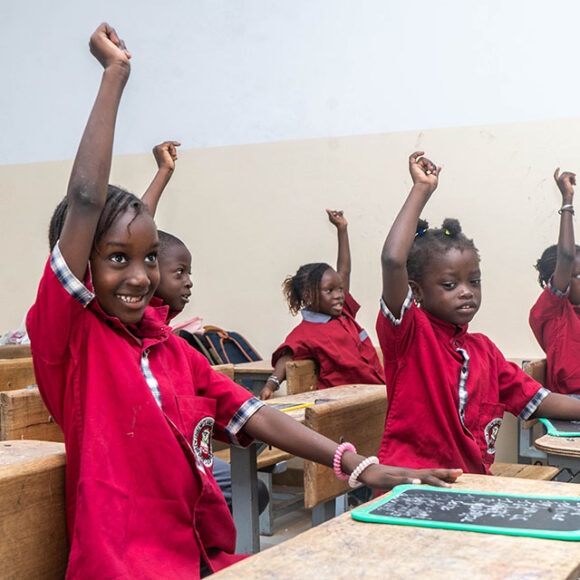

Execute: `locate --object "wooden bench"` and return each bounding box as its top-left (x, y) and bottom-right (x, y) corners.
top-left (285, 347), bottom-right (384, 395)
top-left (0, 439), bottom-right (68, 579)
top-left (0, 344), bottom-right (32, 359)
top-left (0, 358), bottom-right (36, 391)
top-left (490, 462), bottom-right (559, 480)
top-left (0, 388), bottom-right (63, 442)
top-left (303, 388), bottom-right (387, 522)
top-left (211, 363), bottom-right (235, 380)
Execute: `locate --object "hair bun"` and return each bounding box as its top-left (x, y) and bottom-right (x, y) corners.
top-left (416, 218), bottom-right (429, 236)
top-left (441, 218), bottom-right (462, 237)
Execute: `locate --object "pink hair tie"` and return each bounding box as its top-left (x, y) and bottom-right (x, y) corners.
top-left (333, 442), bottom-right (356, 480)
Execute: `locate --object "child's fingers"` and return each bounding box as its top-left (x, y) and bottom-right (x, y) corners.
top-left (554, 168), bottom-right (561, 182)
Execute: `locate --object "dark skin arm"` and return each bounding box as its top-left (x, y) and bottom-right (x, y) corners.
top-left (141, 141), bottom-right (181, 217)
top-left (258, 352), bottom-right (292, 400)
top-left (551, 169), bottom-right (576, 293)
top-left (243, 406), bottom-right (462, 489)
top-left (531, 392), bottom-right (580, 420)
top-left (59, 23), bottom-right (131, 280)
top-left (326, 209), bottom-right (351, 294)
top-left (381, 152), bottom-right (441, 318)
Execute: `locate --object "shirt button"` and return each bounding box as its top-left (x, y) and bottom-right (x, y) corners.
top-left (453, 340), bottom-right (458, 346)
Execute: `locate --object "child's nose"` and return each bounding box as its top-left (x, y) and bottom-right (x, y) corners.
top-left (185, 276), bottom-right (193, 289)
top-left (459, 285), bottom-right (473, 298)
top-left (127, 265), bottom-right (150, 288)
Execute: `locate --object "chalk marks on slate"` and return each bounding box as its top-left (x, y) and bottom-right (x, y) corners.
top-left (367, 488), bottom-right (580, 532)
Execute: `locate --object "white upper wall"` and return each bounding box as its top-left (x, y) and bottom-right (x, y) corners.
top-left (3, 0), bottom-right (580, 165)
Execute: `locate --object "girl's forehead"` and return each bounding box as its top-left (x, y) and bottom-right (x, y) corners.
top-left (101, 211), bottom-right (158, 246)
top-left (432, 247), bottom-right (480, 271)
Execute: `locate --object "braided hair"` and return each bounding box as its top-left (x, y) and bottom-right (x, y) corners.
top-left (535, 244), bottom-right (580, 288)
top-left (407, 217), bottom-right (479, 283)
top-left (48, 185), bottom-right (146, 252)
top-left (283, 262), bottom-right (333, 315)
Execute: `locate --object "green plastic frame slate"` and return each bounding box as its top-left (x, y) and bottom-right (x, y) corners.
top-left (351, 485), bottom-right (580, 540)
top-left (539, 418), bottom-right (580, 437)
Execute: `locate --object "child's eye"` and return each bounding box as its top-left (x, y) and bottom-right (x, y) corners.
top-left (471, 279), bottom-right (482, 286)
top-left (441, 282), bottom-right (456, 290)
top-left (145, 253), bottom-right (157, 264)
top-left (110, 253), bottom-right (127, 264)
top-left (176, 268), bottom-right (184, 275)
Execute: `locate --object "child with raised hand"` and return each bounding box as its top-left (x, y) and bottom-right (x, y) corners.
top-left (530, 169), bottom-right (580, 395)
top-left (141, 140), bottom-right (181, 216)
top-left (378, 151), bottom-right (580, 475)
top-left (261, 209), bottom-right (385, 400)
top-left (28, 27), bottom-right (460, 577)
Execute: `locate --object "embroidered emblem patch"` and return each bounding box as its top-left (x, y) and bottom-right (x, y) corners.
top-left (484, 417), bottom-right (503, 455)
top-left (193, 416), bottom-right (215, 467)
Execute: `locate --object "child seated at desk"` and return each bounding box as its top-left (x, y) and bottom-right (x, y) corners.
top-left (530, 169), bottom-right (580, 396)
top-left (378, 151), bottom-right (580, 475)
top-left (261, 210), bottom-right (385, 400)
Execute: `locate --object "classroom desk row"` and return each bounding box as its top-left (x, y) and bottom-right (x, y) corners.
top-left (215, 473), bottom-right (580, 580)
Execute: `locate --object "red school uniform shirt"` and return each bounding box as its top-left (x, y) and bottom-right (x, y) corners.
top-left (272, 292), bottom-right (385, 389)
top-left (529, 282), bottom-right (580, 395)
top-left (376, 288), bottom-right (549, 475)
top-left (26, 244), bottom-right (264, 579)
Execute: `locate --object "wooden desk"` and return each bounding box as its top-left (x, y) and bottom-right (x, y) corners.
top-left (230, 384), bottom-right (386, 554)
top-left (215, 474), bottom-right (580, 579)
top-left (233, 360), bottom-right (274, 395)
top-left (535, 433), bottom-right (580, 476)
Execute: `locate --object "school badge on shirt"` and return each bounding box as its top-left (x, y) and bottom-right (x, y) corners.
top-left (193, 417), bottom-right (215, 467)
top-left (484, 417), bottom-right (503, 454)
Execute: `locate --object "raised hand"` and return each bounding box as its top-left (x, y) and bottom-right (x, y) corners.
top-left (554, 168), bottom-right (576, 204)
top-left (89, 23), bottom-right (131, 73)
top-left (153, 141), bottom-right (181, 173)
top-left (326, 209), bottom-right (348, 229)
top-left (409, 151), bottom-right (441, 194)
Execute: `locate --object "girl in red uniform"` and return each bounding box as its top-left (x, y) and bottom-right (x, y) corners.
top-left (261, 210), bottom-right (385, 400)
top-left (27, 26), bottom-right (461, 579)
top-left (378, 151), bottom-right (580, 475)
top-left (530, 169), bottom-right (580, 395)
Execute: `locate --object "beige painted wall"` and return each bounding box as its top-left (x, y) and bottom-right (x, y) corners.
top-left (3, 117), bottom-right (578, 366)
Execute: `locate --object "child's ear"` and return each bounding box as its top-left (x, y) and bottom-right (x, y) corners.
top-left (409, 280), bottom-right (423, 306)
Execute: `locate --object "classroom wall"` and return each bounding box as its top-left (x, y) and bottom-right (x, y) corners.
top-left (2, 116), bottom-right (580, 367)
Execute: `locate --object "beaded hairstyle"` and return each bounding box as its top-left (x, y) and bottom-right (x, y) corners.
top-left (535, 244), bottom-right (580, 288)
top-left (407, 217), bottom-right (479, 283)
top-left (283, 262), bottom-right (333, 315)
top-left (48, 185), bottom-right (146, 252)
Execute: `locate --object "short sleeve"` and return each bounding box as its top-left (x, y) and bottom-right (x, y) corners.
top-left (375, 287), bottom-right (416, 363)
top-left (342, 292), bottom-right (360, 318)
top-left (27, 243), bottom-right (94, 365)
top-left (529, 285), bottom-right (568, 349)
top-left (496, 351), bottom-right (549, 419)
top-left (191, 350), bottom-right (264, 447)
top-left (271, 326), bottom-right (314, 366)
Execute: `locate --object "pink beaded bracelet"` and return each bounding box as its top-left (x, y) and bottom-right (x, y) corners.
top-left (333, 442), bottom-right (357, 480)
top-left (348, 456), bottom-right (379, 488)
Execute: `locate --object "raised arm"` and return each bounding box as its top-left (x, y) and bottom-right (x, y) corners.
top-left (551, 168), bottom-right (576, 293)
top-left (381, 152), bottom-right (440, 317)
top-left (244, 405), bottom-right (462, 490)
top-left (141, 141), bottom-right (181, 217)
top-left (58, 23), bottom-right (131, 280)
top-left (326, 209), bottom-right (351, 293)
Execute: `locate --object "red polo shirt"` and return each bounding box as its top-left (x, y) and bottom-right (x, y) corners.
top-left (272, 293), bottom-right (385, 388)
top-left (27, 246), bottom-right (261, 578)
top-left (376, 289), bottom-right (548, 474)
top-left (529, 284), bottom-right (580, 395)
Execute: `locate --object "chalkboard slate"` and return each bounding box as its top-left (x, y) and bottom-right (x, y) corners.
top-left (351, 485), bottom-right (580, 540)
top-left (539, 418), bottom-right (580, 437)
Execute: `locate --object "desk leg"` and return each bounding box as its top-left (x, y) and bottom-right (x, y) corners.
top-left (231, 444), bottom-right (260, 554)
